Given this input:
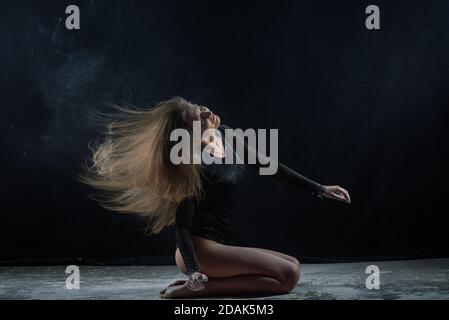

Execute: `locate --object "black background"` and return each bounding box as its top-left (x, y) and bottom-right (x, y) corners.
top-left (0, 0), bottom-right (448, 265)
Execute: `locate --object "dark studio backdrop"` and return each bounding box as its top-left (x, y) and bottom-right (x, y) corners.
top-left (0, 0), bottom-right (448, 265)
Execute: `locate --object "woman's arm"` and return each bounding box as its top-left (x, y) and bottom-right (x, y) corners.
top-left (221, 125), bottom-right (324, 196)
top-left (246, 138), bottom-right (351, 203)
top-left (175, 198), bottom-right (199, 276)
top-left (269, 161), bottom-right (326, 196)
top-left (220, 124), bottom-right (350, 202)
top-left (173, 198), bottom-right (209, 292)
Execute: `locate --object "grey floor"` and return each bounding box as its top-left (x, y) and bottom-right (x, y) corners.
top-left (0, 258), bottom-right (448, 300)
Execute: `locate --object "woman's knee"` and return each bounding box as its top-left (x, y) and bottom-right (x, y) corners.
top-left (291, 257), bottom-right (301, 268)
top-left (278, 262), bottom-right (301, 293)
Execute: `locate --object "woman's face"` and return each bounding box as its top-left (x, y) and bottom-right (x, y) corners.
top-left (184, 103), bottom-right (221, 131)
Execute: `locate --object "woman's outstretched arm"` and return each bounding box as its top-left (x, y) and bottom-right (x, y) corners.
top-left (220, 124), bottom-right (350, 203)
top-left (269, 162), bottom-right (326, 196)
top-left (265, 160), bottom-right (351, 203)
top-left (248, 139), bottom-right (351, 203)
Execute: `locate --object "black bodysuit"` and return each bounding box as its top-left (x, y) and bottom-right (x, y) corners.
top-left (175, 124), bottom-right (325, 276)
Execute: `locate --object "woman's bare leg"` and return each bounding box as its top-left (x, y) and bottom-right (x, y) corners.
top-left (252, 248), bottom-right (301, 267)
top-left (175, 244), bottom-right (301, 275)
top-left (164, 237), bottom-right (300, 298)
top-left (162, 274), bottom-right (292, 298)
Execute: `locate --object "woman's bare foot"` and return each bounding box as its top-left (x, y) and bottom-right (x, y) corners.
top-left (159, 280), bottom-right (186, 295)
top-left (160, 282), bottom-right (202, 299)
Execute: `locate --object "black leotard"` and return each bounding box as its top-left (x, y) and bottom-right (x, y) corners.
top-left (175, 124), bottom-right (325, 276)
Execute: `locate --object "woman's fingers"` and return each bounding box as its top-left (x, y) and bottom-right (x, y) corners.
top-left (323, 186), bottom-right (351, 204)
top-left (333, 193), bottom-right (346, 201)
top-left (335, 188), bottom-right (350, 203)
top-left (331, 190), bottom-right (347, 202)
top-left (186, 273), bottom-right (208, 291)
top-left (341, 188), bottom-right (351, 203)
top-left (186, 280), bottom-right (197, 290)
top-left (187, 282), bottom-right (204, 291)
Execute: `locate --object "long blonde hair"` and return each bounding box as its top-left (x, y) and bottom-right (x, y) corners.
top-left (79, 97), bottom-right (203, 234)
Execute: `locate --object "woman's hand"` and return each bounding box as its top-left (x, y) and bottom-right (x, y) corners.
top-left (186, 272), bottom-right (208, 291)
top-left (322, 186), bottom-right (351, 204)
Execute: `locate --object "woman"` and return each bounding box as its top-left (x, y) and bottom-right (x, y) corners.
top-left (81, 97), bottom-right (351, 299)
